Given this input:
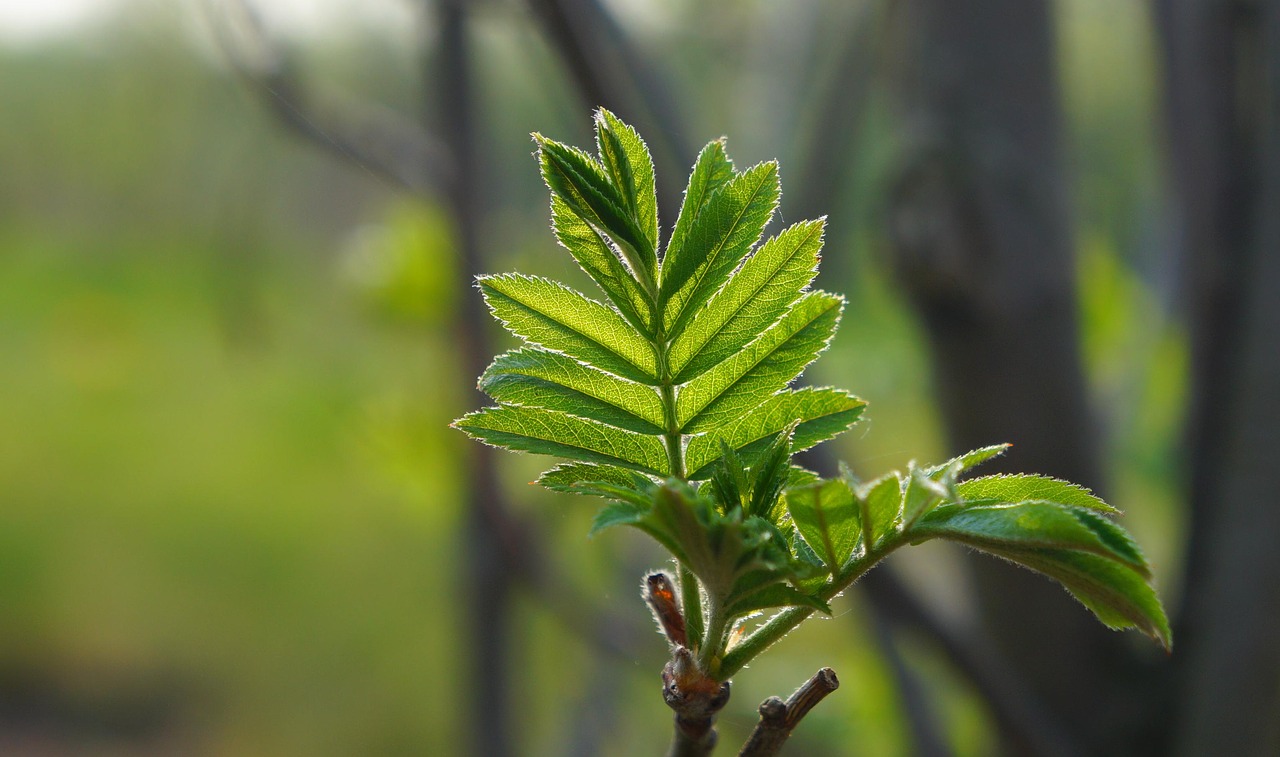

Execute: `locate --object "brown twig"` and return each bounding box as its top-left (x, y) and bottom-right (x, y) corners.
top-left (210, 0), bottom-right (452, 197)
top-left (737, 668), bottom-right (840, 757)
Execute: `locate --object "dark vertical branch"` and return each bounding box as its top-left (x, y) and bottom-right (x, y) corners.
top-left (882, 0), bottom-right (1129, 752)
top-left (434, 2), bottom-right (515, 756)
top-left (1157, 1), bottom-right (1280, 754)
top-left (522, 0), bottom-right (692, 220)
top-left (861, 570), bottom-right (1082, 757)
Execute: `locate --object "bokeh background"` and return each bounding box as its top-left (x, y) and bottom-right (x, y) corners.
top-left (1, 1), bottom-right (1276, 755)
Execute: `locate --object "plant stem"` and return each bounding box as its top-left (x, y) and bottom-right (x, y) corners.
top-left (720, 534), bottom-right (907, 678)
top-left (698, 595), bottom-right (727, 675)
top-left (680, 564), bottom-right (704, 650)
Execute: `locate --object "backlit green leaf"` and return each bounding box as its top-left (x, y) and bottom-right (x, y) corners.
top-left (785, 478), bottom-right (860, 574)
top-left (537, 462), bottom-right (654, 499)
top-left (478, 273), bottom-right (657, 383)
top-left (661, 162), bottom-right (780, 333)
top-left (677, 291), bottom-right (843, 432)
top-left (956, 474), bottom-right (1118, 514)
top-left (455, 404), bottom-right (668, 475)
top-left (480, 348), bottom-right (665, 434)
top-left (549, 195), bottom-right (651, 330)
top-left (665, 139), bottom-right (735, 273)
top-left (670, 219), bottom-right (824, 381)
top-left (685, 388), bottom-right (865, 479)
top-left (914, 501), bottom-right (1149, 574)
top-left (595, 108), bottom-right (658, 253)
top-left (536, 135), bottom-right (655, 283)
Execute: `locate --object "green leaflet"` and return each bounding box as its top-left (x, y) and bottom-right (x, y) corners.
top-left (535, 135), bottom-right (656, 287)
top-left (665, 140), bottom-right (735, 274)
top-left (478, 273), bottom-right (657, 383)
top-left (956, 474), bottom-right (1118, 514)
top-left (550, 195), bottom-right (651, 330)
top-left (677, 291), bottom-right (843, 432)
top-left (785, 479), bottom-right (860, 575)
top-left (536, 462), bottom-right (653, 496)
top-left (925, 443), bottom-right (1010, 478)
top-left (858, 473), bottom-right (902, 549)
top-left (480, 348), bottom-right (665, 434)
top-left (595, 109), bottom-right (659, 255)
top-left (670, 219), bottom-right (824, 382)
top-left (685, 388), bottom-right (864, 479)
top-left (914, 500), bottom-right (1150, 575)
top-left (661, 162), bottom-right (780, 333)
top-left (454, 404), bottom-right (668, 475)
top-left (987, 548), bottom-right (1171, 649)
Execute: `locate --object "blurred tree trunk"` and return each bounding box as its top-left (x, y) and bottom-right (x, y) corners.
top-left (1156, 1), bottom-right (1280, 754)
top-left (435, 2), bottom-right (515, 756)
top-left (883, 1), bottom-right (1141, 753)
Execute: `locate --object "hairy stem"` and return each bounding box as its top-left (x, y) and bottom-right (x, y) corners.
top-left (680, 564), bottom-right (705, 650)
top-left (721, 533), bottom-right (908, 678)
top-left (698, 595), bottom-right (728, 675)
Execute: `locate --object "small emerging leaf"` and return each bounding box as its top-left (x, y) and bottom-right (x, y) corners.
top-left (858, 473), bottom-right (902, 549)
top-left (925, 443), bottom-right (1011, 478)
top-left (786, 478), bottom-right (860, 574)
top-left (902, 463), bottom-right (951, 527)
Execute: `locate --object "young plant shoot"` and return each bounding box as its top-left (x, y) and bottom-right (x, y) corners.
top-left (454, 110), bottom-right (1169, 755)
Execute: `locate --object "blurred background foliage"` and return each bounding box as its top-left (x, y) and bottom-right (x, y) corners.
top-left (0, 1), bottom-right (1200, 755)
